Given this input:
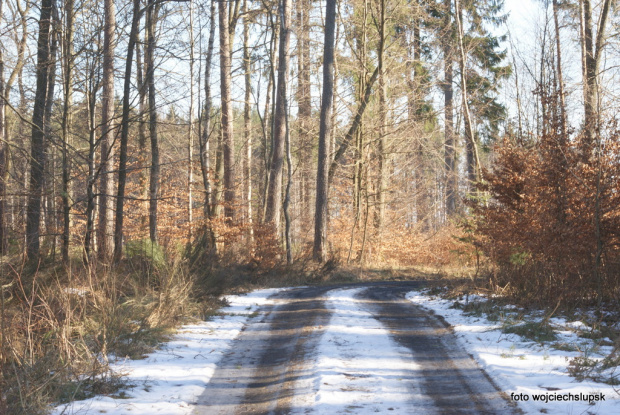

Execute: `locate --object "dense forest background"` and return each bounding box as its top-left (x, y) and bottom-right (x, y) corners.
top-left (1, 0), bottom-right (620, 412)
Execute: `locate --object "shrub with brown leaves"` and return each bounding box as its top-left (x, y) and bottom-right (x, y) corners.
top-left (476, 123), bottom-right (620, 306)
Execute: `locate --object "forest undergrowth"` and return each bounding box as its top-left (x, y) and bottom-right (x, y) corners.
top-left (2, 202), bottom-right (620, 414)
top-left (0, 220), bottom-right (478, 415)
top-left (0, 248), bottom-right (207, 414)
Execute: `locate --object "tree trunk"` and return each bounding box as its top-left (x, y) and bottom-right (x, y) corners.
top-left (551, 0), bottom-right (567, 137)
top-left (0, 0), bottom-right (29, 254)
top-left (410, 7), bottom-right (431, 231)
top-left (579, 0), bottom-right (612, 305)
top-left (136, 26), bottom-right (149, 228)
top-left (113, 0), bottom-right (142, 262)
top-left (212, 130), bottom-right (224, 219)
top-left (60, 0), bottom-right (74, 263)
top-left (242, 0), bottom-right (253, 240)
top-left (26, 0), bottom-right (54, 261)
top-left (99, 0), bottom-right (116, 260)
top-left (84, 59), bottom-right (99, 259)
top-left (200, 0), bottom-right (216, 220)
top-left (347, 0), bottom-right (368, 256)
top-left (375, 0), bottom-right (387, 242)
top-left (43, 11), bottom-right (58, 257)
top-left (296, 0), bottom-right (312, 236)
top-left (328, 66), bottom-right (379, 184)
top-left (284, 94), bottom-right (293, 265)
top-left (455, 0), bottom-right (481, 186)
top-left (352, 0), bottom-right (368, 235)
top-left (147, 0), bottom-right (160, 243)
top-left (313, 0), bottom-right (336, 262)
top-left (0, 0), bottom-right (6, 255)
top-left (187, 0), bottom-right (195, 244)
top-left (218, 0), bottom-right (236, 221)
top-left (443, 0), bottom-right (456, 217)
top-left (265, 0), bottom-right (292, 236)
top-left (580, 0), bottom-right (612, 153)
top-left (261, 11), bottom-right (279, 222)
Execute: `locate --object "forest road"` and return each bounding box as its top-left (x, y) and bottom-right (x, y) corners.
top-left (192, 282), bottom-right (521, 415)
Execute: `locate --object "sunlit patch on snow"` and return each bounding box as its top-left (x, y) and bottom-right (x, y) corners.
top-left (289, 288), bottom-right (434, 414)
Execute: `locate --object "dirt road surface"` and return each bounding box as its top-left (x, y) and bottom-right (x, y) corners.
top-left (193, 282), bottom-right (520, 414)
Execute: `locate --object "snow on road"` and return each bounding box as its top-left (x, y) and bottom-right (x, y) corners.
top-left (52, 285), bottom-right (620, 415)
top-left (289, 288), bottom-right (432, 414)
top-left (407, 291), bottom-right (620, 415)
top-left (51, 288), bottom-right (286, 415)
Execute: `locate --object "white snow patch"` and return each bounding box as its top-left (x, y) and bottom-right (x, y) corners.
top-left (51, 288), bottom-right (286, 415)
top-left (406, 291), bottom-right (620, 415)
top-left (290, 288), bottom-right (433, 414)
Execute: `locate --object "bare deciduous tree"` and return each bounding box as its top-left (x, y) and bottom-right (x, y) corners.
top-left (314, 0), bottom-right (336, 262)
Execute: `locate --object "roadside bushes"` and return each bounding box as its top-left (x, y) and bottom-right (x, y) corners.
top-left (475, 125), bottom-right (620, 306)
top-left (0, 250), bottom-right (198, 414)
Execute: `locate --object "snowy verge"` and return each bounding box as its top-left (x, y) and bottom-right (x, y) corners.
top-left (51, 287), bottom-right (287, 415)
top-left (406, 290), bottom-right (620, 415)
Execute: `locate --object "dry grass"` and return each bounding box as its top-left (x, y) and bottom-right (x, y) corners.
top-left (0, 220), bottom-right (497, 414)
top-left (0, 247), bottom-right (201, 415)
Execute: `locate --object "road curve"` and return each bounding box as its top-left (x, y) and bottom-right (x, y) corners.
top-left (193, 282), bottom-right (520, 415)
top-left (360, 283), bottom-right (518, 414)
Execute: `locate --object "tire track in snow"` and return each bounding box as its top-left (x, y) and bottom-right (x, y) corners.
top-left (192, 286), bottom-right (333, 415)
top-left (193, 282), bottom-right (519, 414)
top-left (289, 287), bottom-right (434, 414)
top-left (362, 284), bottom-right (520, 414)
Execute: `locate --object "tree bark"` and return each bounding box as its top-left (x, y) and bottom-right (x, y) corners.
top-left (113, 0), bottom-right (142, 262)
top-left (219, 0), bottom-right (236, 221)
top-left (580, 0), bottom-right (612, 153)
top-left (212, 129), bottom-right (224, 219)
top-left (296, 0), bottom-right (312, 235)
top-left (261, 11), bottom-right (279, 223)
top-left (99, 0), bottom-right (116, 260)
top-left (455, 0), bottom-right (481, 185)
top-left (200, 0), bottom-right (216, 220)
top-left (265, 0), bottom-right (292, 236)
top-left (26, 0), bottom-right (54, 261)
top-left (147, 0), bottom-right (160, 243)
top-left (242, 0), bottom-right (253, 240)
top-left (136, 26), bottom-right (149, 227)
top-left (284, 94), bottom-right (293, 264)
top-left (351, 0), bottom-right (368, 243)
top-left (551, 0), bottom-right (567, 137)
top-left (187, 0), bottom-right (195, 244)
top-left (44, 9), bottom-right (59, 257)
top-left (410, 5), bottom-right (431, 231)
top-left (579, 0), bottom-right (612, 305)
top-left (84, 56), bottom-right (99, 259)
top-left (60, 0), bottom-right (74, 263)
top-left (313, 0), bottom-right (336, 262)
top-left (375, 0), bottom-right (387, 239)
top-left (443, 0), bottom-right (456, 217)
top-left (0, 0), bottom-right (29, 255)
top-left (328, 65), bottom-right (379, 184)
top-left (0, 0), bottom-right (6, 255)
